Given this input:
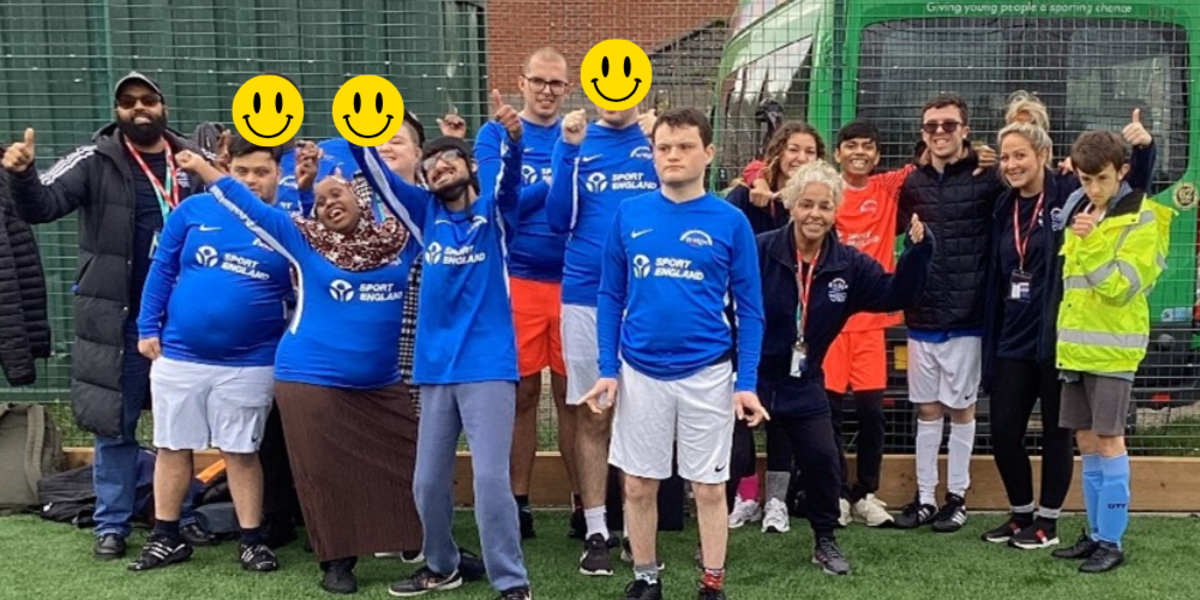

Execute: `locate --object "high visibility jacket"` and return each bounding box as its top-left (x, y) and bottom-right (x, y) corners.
top-left (1056, 189), bottom-right (1175, 373)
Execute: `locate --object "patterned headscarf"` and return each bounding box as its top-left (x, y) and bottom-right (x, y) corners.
top-left (292, 174), bottom-right (408, 271)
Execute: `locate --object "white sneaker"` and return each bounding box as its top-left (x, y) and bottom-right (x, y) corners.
top-left (852, 494), bottom-right (895, 527)
top-left (761, 498), bottom-right (791, 534)
top-left (838, 498), bottom-right (852, 527)
top-left (728, 496), bottom-right (763, 529)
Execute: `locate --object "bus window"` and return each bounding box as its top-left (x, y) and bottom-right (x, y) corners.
top-left (856, 17), bottom-right (1190, 191)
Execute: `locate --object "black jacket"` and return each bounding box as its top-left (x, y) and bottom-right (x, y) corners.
top-left (0, 164), bottom-right (50, 386)
top-left (6, 125), bottom-right (207, 436)
top-left (897, 150), bottom-right (1006, 331)
top-left (726, 184), bottom-right (790, 235)
top-left (756, 226), bottom-right (934, 417)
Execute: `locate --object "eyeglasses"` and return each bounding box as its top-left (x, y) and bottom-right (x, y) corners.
top-left (422, 148), bottom-right (463, 173)
top-left (921, 120), bottom-right (962, 135)
top-left (522, 75), bottom-right (569, 96)
top-left (117, 94), bottom-right (163, 109)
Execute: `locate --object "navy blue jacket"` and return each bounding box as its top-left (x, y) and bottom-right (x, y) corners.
top-left (980, 141), bottom-right (1157, 393)
top-left (757, 225), bottom-right (934, 417)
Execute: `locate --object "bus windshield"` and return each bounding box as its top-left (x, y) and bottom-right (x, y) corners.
top-left (856, 17), bottom-right (1190, 191)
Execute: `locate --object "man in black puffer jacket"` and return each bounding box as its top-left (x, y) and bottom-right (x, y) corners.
top-left (893, 95), bottom-right (1006, 534)
top-left (2, 72), bottom-right (215, 560)
top-left (0, 162), bottom-right (50, 386)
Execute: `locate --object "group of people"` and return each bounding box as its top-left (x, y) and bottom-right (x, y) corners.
top-left (0, 43), bottom-right (1173, 600)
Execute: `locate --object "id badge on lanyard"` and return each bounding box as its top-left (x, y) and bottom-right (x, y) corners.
top-left (791, 249), bottom-right (818, 377)
top-left (127, 139), bottom-right (179, 259)
top-left (1010, 193), bottom-right (1043, 304)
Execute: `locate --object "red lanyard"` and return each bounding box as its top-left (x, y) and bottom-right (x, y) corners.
top-left (124, 137), bottom-right (180, 213)
top-left (1012, 193), bottom-right (1044, 271)
top-left (794, 246), bottom-right (819, 343)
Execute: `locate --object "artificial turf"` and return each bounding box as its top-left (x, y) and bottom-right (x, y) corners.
top-left (2, 511), bottom-right (1198, 599)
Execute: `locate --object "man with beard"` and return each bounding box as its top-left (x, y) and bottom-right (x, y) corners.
top-left (2, 72), bottom-right (215, 559)
top-left (353, 91), bottom-right (533, 600)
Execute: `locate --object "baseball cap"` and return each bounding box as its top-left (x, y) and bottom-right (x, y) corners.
top-left (114, 71), bottom-right (166, 104)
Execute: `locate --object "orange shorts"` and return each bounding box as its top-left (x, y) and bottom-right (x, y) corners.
top-left (512, 277), bottom-right (565, 377)
top-left (823, 329), bottom-right (887, 394)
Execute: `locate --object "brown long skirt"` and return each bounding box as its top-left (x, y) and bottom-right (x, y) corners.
top-left (275, 381), bottom-right (422, 561)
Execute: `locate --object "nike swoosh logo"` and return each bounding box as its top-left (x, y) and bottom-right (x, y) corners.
top-left (199, 225), bottom-right (221, 232)
top-left (582, 155), bottom-right (603, 163)
top-left (632, 229), bottom-right (653, 239)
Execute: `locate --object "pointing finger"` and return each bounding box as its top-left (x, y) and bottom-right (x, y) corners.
top-left (490, 89), bottom-right (504, 115)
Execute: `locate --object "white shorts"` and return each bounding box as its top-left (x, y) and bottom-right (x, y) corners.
top-left (906, 336), bottom-right (982, 410)
top-left (609, 361), bottom-right (735, 484)
top-left (562, 304), bottom-right (599, 406)
top-left (150, 356), bottom-right (275, 453)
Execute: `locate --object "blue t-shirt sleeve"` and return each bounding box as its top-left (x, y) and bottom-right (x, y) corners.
top-left (136, 202), bottom-right (189, 339)
top-left (519, 180), bottom-right (550, 220)
top-left (494, 133), bottom-right (524, 244)
top-left (547, 139), bottom-right (581, 234)
top-left (728, 216), bottom-right (765, 392)
top-left (350, 144), bottom-right (429, 244)
top-left (597, 206), bottom-right (628, 379)
top-left (210, 176), bottom-right (308, 255)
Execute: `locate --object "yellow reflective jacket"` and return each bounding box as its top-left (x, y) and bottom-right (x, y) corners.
top-left (1056, 191), bottom-right (1175, 373)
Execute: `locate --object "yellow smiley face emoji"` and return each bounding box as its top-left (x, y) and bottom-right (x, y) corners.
top-left (230, 75), bottom-right (304, 146)
top-left (332, 75), bottom-right (405, 146)
top-left (580, 39), bottom-right (653, 111)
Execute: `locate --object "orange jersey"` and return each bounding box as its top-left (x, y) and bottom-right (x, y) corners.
top-left (836, 164), bottom-right (914, 331)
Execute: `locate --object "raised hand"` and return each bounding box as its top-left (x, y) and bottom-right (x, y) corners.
top-left (1123, 108), bottom-right (1152, 148)
top-left (2, 128), bottom-right (36, 173)
top-left (295, 141), bottom-right (320, 191)
top-left (562, 109), bottom-right (588, 145)
top-left (909, 213), bottom-right (926, 244)
top-left (491, 89), bottom-right (522, 143)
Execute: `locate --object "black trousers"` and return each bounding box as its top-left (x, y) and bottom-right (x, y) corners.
top-left (766, 412), bottom-right (842, 538)
top-left (260, 404), bottom-right (303, 546)
top-left (989, 357), bottom-right (1075, 511)
top-left (726, 420), bottom-right (759, 510)
top-left (828, 390), bottom-right (886, 501)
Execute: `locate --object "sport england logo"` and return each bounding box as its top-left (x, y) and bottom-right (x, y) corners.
top-left (425, 242), bottom-right (444, 265)
top-left (521, 165), bottom-right (539, 186)
top-left (828, 278), bottom-right (848, 303)
top-left (195, 245), bottom-right (219, 267)
top-left (679, 229), bottom-right (713, 248)
top-left (632, 254), bottom-right (652, 278)
top-left (586, 172), bottom-right (608, 193)
top-left (329, 279), bottom-right (355, 302)
top-left (630, 146), bottom-right (653, 160)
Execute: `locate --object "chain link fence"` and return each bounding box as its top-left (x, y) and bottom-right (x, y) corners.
top-left (2, 0), bottom-right (1198, 455)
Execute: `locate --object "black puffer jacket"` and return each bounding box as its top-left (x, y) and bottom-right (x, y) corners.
top-left (7, 125), bottom-right (207, 436)
top-left (0, 163), bottom-right (50, 386)
top-left (896, 150), bottom-right (1005, 331)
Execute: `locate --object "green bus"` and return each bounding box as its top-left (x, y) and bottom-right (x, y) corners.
top-left (711, 0), bottom-right (1200, 407)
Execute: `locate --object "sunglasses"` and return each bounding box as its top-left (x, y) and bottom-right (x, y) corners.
top-left (117, 94), bottom-right (163, 110)
top-left (522, 75), bottom-right (569, 96)
top-left (921, 120), bottom-right (962, 135)
top-left (422, 148), bottom-right (464, 173)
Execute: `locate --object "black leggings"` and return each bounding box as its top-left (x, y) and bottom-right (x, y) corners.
top-left (829, 390), bottom-right (885, 501)
top-left (989, 357), bottom-right (1075, 511)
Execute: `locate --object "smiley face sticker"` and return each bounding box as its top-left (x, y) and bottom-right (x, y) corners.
top-left (231, 75), bottom-right (304, 146)
top-left (332, 75), bottom-right (405, 146)
top-left (580, 39), bottom-right (653, 111)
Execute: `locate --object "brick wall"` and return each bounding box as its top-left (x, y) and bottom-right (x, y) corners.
top-left (485, 0), bottom-right (739, 97)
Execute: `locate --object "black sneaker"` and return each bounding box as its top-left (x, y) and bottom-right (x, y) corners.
top-left (127, 534), bottom-right (193, 571)
top-left (579, 534), bottom-right (614, 576)
top-left (389, 567), bottom-right (464, 597)
top-left (1080, 541), bottom-right (1125, 573)
top-left (94, 533), bottom-right (127, 561)
top-left (624, 580), bottom-right (663, 600)
top-left (697, 586), bottom-right (727, 600)
top-left (498, 586), bottom-right (532, 600)
top-left (519, 507), bottom-right (536, 540)
top-left (322, 559), bottom-right (358, 595)
top-left (931, 493), bottom-right (968, 533)
top-left (458, 548), bottom-right (486, 582)
top-left (893, 497), bottom-right (937, 529)
top-left (240, 542), bottom-right (279, 572)
top-left (812, 537), bottom-right (851, 575)
top-left (568, 507), bottom-right (586, 540)
top-left (1008, 517), bottom-right (1059, 550)
top-left (1052, 530), bottom-right (1099, 560)
top-left (181, 522), bottom-right (219, 547)
top-left (981, 513), bottom-right (1032, 543)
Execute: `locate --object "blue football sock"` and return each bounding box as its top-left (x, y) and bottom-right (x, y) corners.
top-left (1081, 454), bottom-right (1103, 539)
top-left (1096, 453), bottom-right (1131, 549)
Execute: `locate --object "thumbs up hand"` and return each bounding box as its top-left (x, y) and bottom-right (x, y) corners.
top-left (909, 213), bottom-right (926, 244)
top-left (491, 89), bottom-right (522, 143)
top-left (2, 128), bottom-right (37, 173)
top-left (1123, 108), bottom-right (1152, 148)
